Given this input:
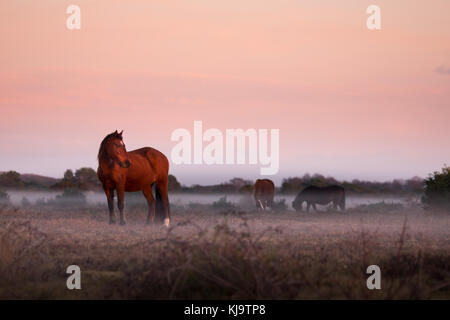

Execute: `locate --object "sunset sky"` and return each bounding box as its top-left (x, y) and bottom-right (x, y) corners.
top-left (1, 1), bottom-right (449, 185)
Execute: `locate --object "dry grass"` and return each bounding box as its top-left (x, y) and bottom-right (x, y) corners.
top-left (0, 204), bottom-right (449, 299)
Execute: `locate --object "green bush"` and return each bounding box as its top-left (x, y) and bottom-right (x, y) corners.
top-left (422, 165), bottom-right (450, 212)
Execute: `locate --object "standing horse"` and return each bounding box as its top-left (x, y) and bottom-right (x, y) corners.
top-left (97, 130), bottom-right (171, 226)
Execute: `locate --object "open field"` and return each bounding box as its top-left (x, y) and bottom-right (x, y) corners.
top-left (0, 200), bottom-right (449, 299)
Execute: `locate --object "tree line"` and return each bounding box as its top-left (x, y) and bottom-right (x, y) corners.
top-left (0, 169), bottom-right (424, 195)
top-left (1, 166), bottom-right (449, 212)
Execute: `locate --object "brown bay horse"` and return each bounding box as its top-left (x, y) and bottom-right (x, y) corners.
top-left (254, 179), bottom-right (275, 211)
top-left (97, 130), bottom-right (171, 226)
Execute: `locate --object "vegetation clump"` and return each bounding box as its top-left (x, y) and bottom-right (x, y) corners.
top-left (422, 165), bottom-right (450, 213)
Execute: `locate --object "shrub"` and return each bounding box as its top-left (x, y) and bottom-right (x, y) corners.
top-left (422, 165), bottom-right (450, 212)
top-left (271, 199), bottom-right (288, 212)
top-left (55, 188), bottom-right (86, 205)
top-left (168, 174), bottom-right (181, 192)
top-left (211, 196), bottom-right (237, 213)
top-left (351, 201), bottom-right (403, 214)
top-left (0, 190), bottom-right (10, 204)
top-left (0, 171), bottom-right (24, 188)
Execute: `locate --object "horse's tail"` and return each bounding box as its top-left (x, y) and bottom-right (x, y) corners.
top-left (340, 189), bottom-right (346, 211)
top-left (155, 186), bottom-right (168, 222)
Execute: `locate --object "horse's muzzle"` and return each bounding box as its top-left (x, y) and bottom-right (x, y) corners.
top-left (292, 201), bottom-right (302, 212)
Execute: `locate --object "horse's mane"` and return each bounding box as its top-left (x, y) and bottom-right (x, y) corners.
top-left (98, 132), bottom-right (122, 162)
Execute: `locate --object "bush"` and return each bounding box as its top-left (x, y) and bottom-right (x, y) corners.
top-left (0, 171), bottom-right (24, 188)
top-left (168, 174), bottom-right (181, 192)
top-left (350, 201), bottom-right (403, 214)
top-left (0, 190), bottom-right (10, 204)
top-left (54, 188), bottom-right (86, 205)
top-left (422, 166), bottom-right (450, 212)
top-left (211, 196), bottom-right (238, 213)
top-left (271, 199), bottom-right (288, 212)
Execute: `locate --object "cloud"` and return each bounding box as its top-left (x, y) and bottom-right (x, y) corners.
top-left (435, 65), bottom-right (450, 75)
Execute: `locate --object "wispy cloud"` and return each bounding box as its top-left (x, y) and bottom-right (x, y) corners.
top-left (435, 65), bottom-right (450, 75)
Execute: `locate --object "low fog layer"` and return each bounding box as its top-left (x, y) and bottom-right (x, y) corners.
top-left (5, 190), bottom-right (418, 211)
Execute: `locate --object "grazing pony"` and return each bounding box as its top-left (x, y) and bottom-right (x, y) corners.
top-left (97, 130), bottom-right (171, 226)
top-left (292, 185), bottom-right (345, 213)
top-left (254, 179), bottom-right (275, 211)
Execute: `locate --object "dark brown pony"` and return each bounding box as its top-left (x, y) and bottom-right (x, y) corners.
top-left (292, 185), bottom-right (345, 213)
top-left (97, 130), bottom-right (171, 226)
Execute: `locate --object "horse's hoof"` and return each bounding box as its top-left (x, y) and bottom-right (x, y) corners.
top-left (164, 218), bottom-right (170, 227)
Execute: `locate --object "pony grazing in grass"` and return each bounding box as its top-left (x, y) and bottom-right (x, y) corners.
top-left (254, 179), bottom-right (275, 211)
top-left (97, 130), bottom-right (171, 226)
top-left (292, 185), bottom-right (345, 213)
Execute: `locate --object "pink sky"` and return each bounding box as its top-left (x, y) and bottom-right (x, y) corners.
top-left (1, 1), bottom-right (450, 185)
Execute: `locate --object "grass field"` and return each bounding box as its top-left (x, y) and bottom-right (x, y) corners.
top-left (0, 200), bottom-right (449, 299)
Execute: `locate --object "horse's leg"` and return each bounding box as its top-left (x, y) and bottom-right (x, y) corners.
top-left (268, 198), bottom-right (274, 211)
top-left (104, 188), bottom-right (116, 224)
top-left (333, 200), bottom-right (338, 211)
top-left (257, 200), bottom-right (264, 212)
top-left (306, 202), bottom-right (311, 213)
top-left (313, 203), bottom-right (317, 212)
top-left (143, 185), bottom-right (155, 225)
top-left (156, 179), bottom-right (171, 227)
top-left (117, 184), bottom-right (126, 226)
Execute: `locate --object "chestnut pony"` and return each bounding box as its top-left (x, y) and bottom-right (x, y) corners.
top-left (97, 130), bottom-right (171, 226)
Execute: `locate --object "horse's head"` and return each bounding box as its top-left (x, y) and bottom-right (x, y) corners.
top-left (103, 130), bottom-right (131, 168)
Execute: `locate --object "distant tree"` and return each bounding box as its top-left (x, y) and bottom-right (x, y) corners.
top-left (281, 177), bottom-right (303, 193)
top-left (405, 176), bottom-right (424, 193)
top-left (239, 184), bottom-right (253, 194)
top-left (51, 169), bottom-right (77, 189)
top-left (0, 171), bottom-right (24, 188)
top-left (422, 166), bottom-right (450, 212)
top-left (75, 167), bottom-right (100, 190)
top-left (64, 169), bottom-right (75, 181)
top-left (310, 173), bottom-right (328, 186)
top-left (229, 178), bottom-right (251, 189)
top-left (62, 169), bottom-right (77, 188)
top-left (51, 167), bottom-right (100, 191)
top-left (168, 174), bottom-right (181, 192)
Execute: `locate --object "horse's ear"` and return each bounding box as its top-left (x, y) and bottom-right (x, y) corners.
top-left (119, 130), bottom-right (123, 136)
top-left (114, 130), bottom-right (118, 135)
